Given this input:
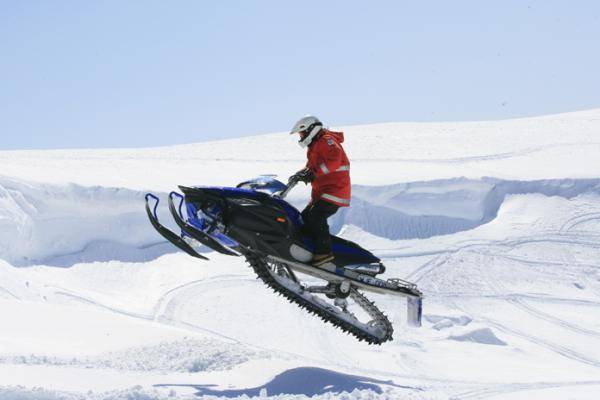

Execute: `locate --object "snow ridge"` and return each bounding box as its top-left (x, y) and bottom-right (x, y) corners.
top-left (340, 177), bottom-right (600, 239)
top-left (2, 176), bottom-right (599, 266)
top-left (0, 177), bottom-right (170, 266)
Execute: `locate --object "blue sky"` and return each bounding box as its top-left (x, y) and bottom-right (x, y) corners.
top-left (1, 1), bottom-right (599, 150)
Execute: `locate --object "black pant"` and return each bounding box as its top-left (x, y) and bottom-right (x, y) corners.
top-left (301, 200), bottom-right (339, 255)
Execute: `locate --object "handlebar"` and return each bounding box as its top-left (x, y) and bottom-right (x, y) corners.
top-left (277, 179), bottom-right (299, 199)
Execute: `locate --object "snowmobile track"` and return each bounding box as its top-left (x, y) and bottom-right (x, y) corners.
top-left (245, 253), bottom-right (394, 345)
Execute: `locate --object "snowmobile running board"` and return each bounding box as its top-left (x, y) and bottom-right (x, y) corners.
top-left (144, 194), bottom-right (208, 260)
top-left (267, 255), bottom-right (423, 328)
top-left (268, 255), bottom-right (420, 298)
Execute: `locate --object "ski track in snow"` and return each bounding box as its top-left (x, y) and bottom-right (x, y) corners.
top-left (435, 240), bottom-right (600, 362)
top-left (48, 277), bottom-right (271, 346)
top-left (393, 201), bottom-right (600, 398)
top-left (453, 380), bottom-right (600, 400)
top-left (0, 286), bottom-right (20, 300)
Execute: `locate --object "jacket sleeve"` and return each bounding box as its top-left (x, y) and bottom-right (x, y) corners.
top-left (311, 137), bottom-right (343, 177)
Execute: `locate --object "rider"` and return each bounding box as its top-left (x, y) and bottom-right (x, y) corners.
top-left (288, 116), bottom-right (351, 267)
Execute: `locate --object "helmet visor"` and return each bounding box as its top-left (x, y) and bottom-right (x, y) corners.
top-left (290, 125), bottom-right (308, 135)
top-left (298, 131), bottom-right (309, 141)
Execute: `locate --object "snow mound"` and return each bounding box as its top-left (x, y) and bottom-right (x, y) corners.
top-left (0, 177), bottom-right (176, 266)
top-left (424, 315), bottom-right (473, 331)
top-left (339, 178), bottom-right (600, 239)
top-left (448, 328), bottom-right (507, 346)
top-left (1, 338), bottom-right (269, 373)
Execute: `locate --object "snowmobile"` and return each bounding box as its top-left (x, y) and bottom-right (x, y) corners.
top-left (144, 176), bottom-right (422, 344)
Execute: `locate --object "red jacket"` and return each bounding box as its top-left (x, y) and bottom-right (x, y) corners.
top-left (306, 129), bottom-right (351, 207)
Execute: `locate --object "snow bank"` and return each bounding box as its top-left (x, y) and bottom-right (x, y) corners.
top-left (0, 177), bottom-right (174, 266)
top-left (2, 176), bottom-right (600, 266)
top-left (334, 177), bottom-right (600, 239)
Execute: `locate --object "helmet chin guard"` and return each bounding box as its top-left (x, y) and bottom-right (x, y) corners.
top-left (298, 124), bottom-right (322, 148)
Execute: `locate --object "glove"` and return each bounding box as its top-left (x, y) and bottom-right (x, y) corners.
top-left (288, 168), bottom-right (315, 185)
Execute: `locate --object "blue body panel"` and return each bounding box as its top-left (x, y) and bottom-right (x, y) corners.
top-left (185, 200), bottom-right (240, 248)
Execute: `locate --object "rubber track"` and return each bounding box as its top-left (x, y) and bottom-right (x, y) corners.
top-left (245, 253), bottom-right (393, 344)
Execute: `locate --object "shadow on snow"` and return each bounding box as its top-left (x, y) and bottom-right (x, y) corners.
top-left (155, 366), bottom-right (417, 397)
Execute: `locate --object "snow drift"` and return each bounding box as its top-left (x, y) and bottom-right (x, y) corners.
top-left (2, 175), bottom-right (600, 266)
top-left (341, 177), bottom-right (600, 239)
top-left (0, 177), bottom-right (174, 266)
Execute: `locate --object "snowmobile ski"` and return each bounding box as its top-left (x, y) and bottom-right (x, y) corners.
top-left (144, 194), bottom-right (208, 260)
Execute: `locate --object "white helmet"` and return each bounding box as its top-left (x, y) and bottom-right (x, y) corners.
top-left (290, 115), bottom-right (323, 148)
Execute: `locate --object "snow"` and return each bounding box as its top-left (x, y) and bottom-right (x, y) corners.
top-left (1, 108), bottom-right (599, 190)
top-left (1, 109), bottom-right (600, 399)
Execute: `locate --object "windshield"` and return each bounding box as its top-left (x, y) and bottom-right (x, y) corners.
top-left (236, 175), bottom-right (288, 195)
